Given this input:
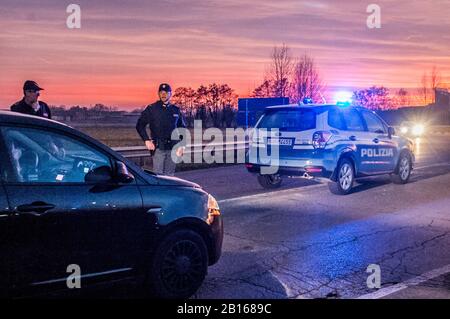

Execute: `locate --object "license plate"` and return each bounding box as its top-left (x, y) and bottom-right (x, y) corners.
top-left (268, 138), bottom-right (292, 146)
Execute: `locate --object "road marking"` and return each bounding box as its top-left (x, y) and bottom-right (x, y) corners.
top-left (357, 264), bottom-right (450, 299)
top-left (218, 183), bottom-right (326, 204)
top-left (217, 162), bottom-right (450, 204)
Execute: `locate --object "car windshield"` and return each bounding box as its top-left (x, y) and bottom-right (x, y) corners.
top-left (257, 109), bottom-right (316, 132)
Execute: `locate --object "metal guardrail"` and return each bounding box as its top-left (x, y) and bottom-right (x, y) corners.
top-left (113, 141), bottom-right (249, 159)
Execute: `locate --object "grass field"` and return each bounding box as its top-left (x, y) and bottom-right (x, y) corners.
top-left (73, 125), bottom-right (239, 147)
top-left (75, 125), bottom-right (143, 147)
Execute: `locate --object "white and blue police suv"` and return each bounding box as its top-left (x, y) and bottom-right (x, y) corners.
top-left (245, 104), bottom-right (415, 195)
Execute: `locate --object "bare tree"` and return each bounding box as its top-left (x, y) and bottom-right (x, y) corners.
top-left (395, 88), bottom-right (410, 107)
top-left (430, 66), bottom-right (441, 103)
top-left (291, 54), bottom-right (324, 103)
top-left (173, 87), bottom-right (196, 126)
top-left (418, 66), bottom-right (442, 105)
top-left (353, 86), bottom-right (393, 111)
top-left (194, 85), bottom-right (209, 123)
top-left (419, 72), bottom-right (429, 105)
top-left (266, 44), bottom-right (293, 98)
top-left (251, 79), bottom-right (273, 98)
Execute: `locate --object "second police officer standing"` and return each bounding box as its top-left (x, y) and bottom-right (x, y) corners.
top-left (136, 83), bottom-right (186, 176)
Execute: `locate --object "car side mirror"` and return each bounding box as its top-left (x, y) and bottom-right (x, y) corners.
top-left (388, 126), bottom-right (395, 138)
top-left (114, 161), bottom-right (134, 184)
top-left (85, 165), bottom-right (113, 183)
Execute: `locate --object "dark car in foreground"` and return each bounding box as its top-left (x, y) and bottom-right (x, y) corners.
top-left (0, 111), bottom-right (223, 298)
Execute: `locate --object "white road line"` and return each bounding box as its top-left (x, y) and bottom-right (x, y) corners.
top-left (357, 264), bottom-right (450, 299)
top-left (218, 183), bottom-right (326, 204)
top-left (217, 162), bottom-right (450, 204)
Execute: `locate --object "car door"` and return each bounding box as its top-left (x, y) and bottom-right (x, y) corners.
top-left (340, 108), bottom-right (376, 175)
top-left (359, 109), bottom-right (397, 173)
top-left (1, 125), bottom-right (147, 295)
top-left (0, 164), bottom-right (11, 297)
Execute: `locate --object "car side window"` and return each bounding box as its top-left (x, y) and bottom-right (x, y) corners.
top-left (342, 109), bottom-right (365, 132)
top-left (1, 126), bottom-right (112, 184)
top-left (328, 109), bottom-right (346, 130)
top-left (361, 110), bottom-right (386, 134)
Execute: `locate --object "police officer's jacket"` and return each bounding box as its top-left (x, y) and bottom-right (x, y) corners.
top-left (136, 100), bottom-right (186, 149)
top-left (10, 99), bottom-right (52, 119)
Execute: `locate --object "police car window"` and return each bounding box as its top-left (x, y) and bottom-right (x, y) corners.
top-left (1, 127), bottom-right (111, 184)
top-left (342, 109), bottom-right (365, 131)
top-left (328, 109), bottom-right (346, 130)
top-left (257, 110), bottom-right (316, 132)
top-left (361, 111), bottom-right (386, 134)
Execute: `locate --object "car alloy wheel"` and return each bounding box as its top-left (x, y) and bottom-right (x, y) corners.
top-left (399, 156), bottom-right (410, 181)
top-left (339, 163), bottom-right (353, 191)
top-left (160, 239), bottom-right (204, 292)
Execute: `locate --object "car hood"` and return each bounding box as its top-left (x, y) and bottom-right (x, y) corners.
top-left (144, 170), bottom-right (201, 188)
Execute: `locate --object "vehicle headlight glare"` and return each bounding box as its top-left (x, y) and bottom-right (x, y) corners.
top-left (412, 124), bottom-right (424, 136)
top-left (208, 194), bottom-right (220, 212)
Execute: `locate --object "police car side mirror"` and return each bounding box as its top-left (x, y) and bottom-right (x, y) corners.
top-left (388, 127), bottom-right (395, 138)
top-left (114, 161), bottom-right (135, 184)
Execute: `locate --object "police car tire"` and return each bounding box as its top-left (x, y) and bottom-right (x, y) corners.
top-left (391, 152), bottom-right (412, 184)
top-left (328, 158), bottom-right (355, 195)
top-left (257, 174), bottom-right (282, 189)
top-left (146, 229), bottom-right (208, 299)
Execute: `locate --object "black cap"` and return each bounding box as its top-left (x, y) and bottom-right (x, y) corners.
top-left (158, 83), bottom-right (172, 93)
top-left (23, 80), bottom-right (44, 91)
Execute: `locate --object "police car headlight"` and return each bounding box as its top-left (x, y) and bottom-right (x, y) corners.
top-left (412, 124), bottom-right (424, 136)
top-left (207, 194), bottom-right (220, 224)
top-left (400, 126), bottom-right (408, 134)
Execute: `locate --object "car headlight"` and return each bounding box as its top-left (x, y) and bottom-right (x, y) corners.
top-left (412, 124), bottom-right (424, 136)
top-left (208, 194), bottom-right (220, 212)
top-left (207, 194), bottom-right (220, 224)
top-left (400, 126), bottom-right (408, 134)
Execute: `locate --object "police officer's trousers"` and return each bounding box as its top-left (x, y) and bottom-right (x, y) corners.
top-left (152, 148), bottom-right (176, 176)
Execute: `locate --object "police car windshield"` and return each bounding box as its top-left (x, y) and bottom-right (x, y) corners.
top-left (257, 109), bottom-right (316, 132)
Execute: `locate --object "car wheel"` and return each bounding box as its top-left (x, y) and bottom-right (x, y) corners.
top-left (328, 158), bottom-right (355, 195)
top-left (391, 152), bottom-right (412, 184)
top-left (146, 229), bottom-right (208, 299)
top-left (257, 174), bottom-right (282, 189)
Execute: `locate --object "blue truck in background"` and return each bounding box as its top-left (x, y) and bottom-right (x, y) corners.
top-left (237, 97), bottom-right (290, 128)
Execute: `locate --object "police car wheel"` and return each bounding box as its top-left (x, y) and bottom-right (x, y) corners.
top-left (329, 159), bottom-right (354, 195)
top-left (257, 174), bottom-right (282, 189)
top-left (146, 229), bottom-right (208, 299)
top-left (392, 153), bottom-right (412, 184)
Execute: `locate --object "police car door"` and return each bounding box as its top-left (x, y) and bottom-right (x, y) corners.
top-left (359, 109), bottom-right (397, 173)
top-left (341, 108), bottom-right (378, 175)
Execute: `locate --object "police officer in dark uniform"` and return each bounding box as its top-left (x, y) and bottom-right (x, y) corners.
top-left (10, 80), bottom-right (65, 160)
top-left (136, 83), bottom-right (186, 175)
top-left (10, 80), bottom-right (51, 119)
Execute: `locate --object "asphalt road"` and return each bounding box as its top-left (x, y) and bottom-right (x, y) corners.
top-left (68, 135), bottom-right (450, 299)
top-left (173, 135), bottom-right (450, 299)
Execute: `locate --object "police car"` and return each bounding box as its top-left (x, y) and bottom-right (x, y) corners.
top-left (246, 104), bottom-right (415, 195)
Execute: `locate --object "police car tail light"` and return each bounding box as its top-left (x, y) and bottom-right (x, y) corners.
top-left (312, 131), bottom-right (332, 149)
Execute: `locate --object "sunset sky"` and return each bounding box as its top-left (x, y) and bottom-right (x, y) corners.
top-left (1, 0), bottom-right (449, 109)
